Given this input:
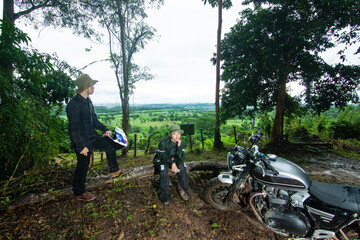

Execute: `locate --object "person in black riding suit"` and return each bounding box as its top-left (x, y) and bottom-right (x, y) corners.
top-left (153, 124), bottom-right (190, 205)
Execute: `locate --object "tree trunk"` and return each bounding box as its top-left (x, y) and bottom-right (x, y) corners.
top-left (270, 51), bottom-right (291, 146)
top-left (117, 0), bottom-right (130, 155)
top-left (270, 79), bottom-right (286, 146)
top-left (213, 0), bottom-right (223, 150)
top-left (1, 0), bottom-right (15, 78)
top-left (121, 98), bottom-right (130, 155)
top-left (3, 0), bottom-right (15, 23)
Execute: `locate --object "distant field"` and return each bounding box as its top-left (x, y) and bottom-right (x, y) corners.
top-left (61, 103), bottom-right (250, 150)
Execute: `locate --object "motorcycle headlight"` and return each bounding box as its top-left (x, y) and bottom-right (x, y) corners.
top-left (236, 150), bottom-right (246, 163)
top-left (227, 152), bottom-right (235, 169)
top-left (227, 149), bottom-right (246, 169)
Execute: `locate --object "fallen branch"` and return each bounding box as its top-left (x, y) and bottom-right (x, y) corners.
top-left (290, 142), bottom-right (332, 146)
top-left (7, 161), bottom-right (225, 211)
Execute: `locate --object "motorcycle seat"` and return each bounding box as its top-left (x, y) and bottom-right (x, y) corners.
top-left (309, 181), bottom-right (360, 213)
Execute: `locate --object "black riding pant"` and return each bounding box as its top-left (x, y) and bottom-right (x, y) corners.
top-left (73, 136), bottom-right (119, 196)
top-left (159, 162), bottom-right (188, 203)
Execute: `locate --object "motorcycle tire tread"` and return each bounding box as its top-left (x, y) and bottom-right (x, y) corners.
top-left (204, 177), bottom-right (242, 212)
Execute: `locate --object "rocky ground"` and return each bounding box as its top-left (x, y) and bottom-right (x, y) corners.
top-left (0, 144), bottom-right (359, 240)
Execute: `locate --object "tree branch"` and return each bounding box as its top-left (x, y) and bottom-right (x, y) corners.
top-left (127, 28), bottom-right (151, 63)
top-left (79, 59), bottom-right (109, 71)
top-left (14, 0), bottom-right (54, 20)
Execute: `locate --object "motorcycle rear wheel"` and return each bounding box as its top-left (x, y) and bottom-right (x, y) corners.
top-left (204, 177), bottom-right (241, 211)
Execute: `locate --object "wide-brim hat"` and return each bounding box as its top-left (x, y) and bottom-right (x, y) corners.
top-left (169, 124), bottom-right (184, 134)
top-left (75, 74), bottom-right (98, 94)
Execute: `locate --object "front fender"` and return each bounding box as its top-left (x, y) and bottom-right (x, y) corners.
top-left (218, 172), bottom-right (235, 184)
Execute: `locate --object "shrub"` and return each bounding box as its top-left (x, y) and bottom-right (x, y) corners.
top-left (287, 125), bottom-right (316, 142)
top-left (329, 121), bottom-right (360, 140)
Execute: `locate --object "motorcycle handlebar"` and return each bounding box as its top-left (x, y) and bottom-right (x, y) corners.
top-left (245, 125), bottom-right (279, 176)
top-left (249, 129), bottom-right (263, 145)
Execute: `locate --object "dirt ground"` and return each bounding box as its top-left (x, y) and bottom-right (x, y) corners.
top-left (0, 144), bottom-right (359, 240)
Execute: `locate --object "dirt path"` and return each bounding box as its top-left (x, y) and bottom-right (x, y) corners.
top-left (0, 145), bottom-right (359, 240)
top-left (274, 144), bottom-right (360, 186)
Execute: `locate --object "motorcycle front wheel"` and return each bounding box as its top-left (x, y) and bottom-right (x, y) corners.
top-left (204, 177), bottom-right (241, 211)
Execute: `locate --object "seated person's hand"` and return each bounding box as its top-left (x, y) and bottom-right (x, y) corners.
top-left (80, 147), bottom-right (89, 156)
top-left (171, 163), bottom-right (180, 173)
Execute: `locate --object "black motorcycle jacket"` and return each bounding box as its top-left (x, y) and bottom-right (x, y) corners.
top-left (66, 94), bottom-right (108, 153)
top-left (154, 136), bottom-right (185, 168)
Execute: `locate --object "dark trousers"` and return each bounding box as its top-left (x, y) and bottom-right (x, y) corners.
top-left (73, 136), bottom-right (119, 196)
top-left (159, 162), bottom-right (188, 203)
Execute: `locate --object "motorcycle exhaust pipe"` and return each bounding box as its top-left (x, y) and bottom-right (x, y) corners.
top-left (249, 192), bottom-right (268, 223)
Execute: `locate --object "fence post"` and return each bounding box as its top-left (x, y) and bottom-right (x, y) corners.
top-left (233, 126), bottom-right (237, 144)
top-left (134, 134), bottom-right (137, 157)
top-left (189, 134), bottom-right (193, 152)
top-left (145, 134), bottom-right (152, 155)
top-left (201, 129), bottom-right (204, 149)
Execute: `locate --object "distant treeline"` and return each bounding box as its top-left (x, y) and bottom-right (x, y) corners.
top-left (61, 103), bottom-right (215, 117)
top-left (87, 103), bottom-right (360, 155)
top-left (93, 103), bottom-right (215, 113)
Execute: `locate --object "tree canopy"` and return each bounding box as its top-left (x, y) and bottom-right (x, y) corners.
top-left (219, 0), bottom-right (360, 144)
top-left (0, 20), bottom-right (79, 179)
top-left (0, 0), bottom-right (163, 175)
top-left (1, 0), bottom-right (97, 180)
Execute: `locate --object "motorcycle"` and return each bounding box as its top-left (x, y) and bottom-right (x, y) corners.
top-left (204, 120), bottom-right (360, 239)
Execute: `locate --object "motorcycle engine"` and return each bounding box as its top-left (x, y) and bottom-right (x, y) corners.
top-left (264, 189), bottom-right (311, 237)
top-left (265, 209), bottom-right (310, 236)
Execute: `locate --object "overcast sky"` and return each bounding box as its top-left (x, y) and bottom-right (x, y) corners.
top-left (10, 0), bottom-right (245, 105)
top-left (2, 1), bottom-right (359, 105)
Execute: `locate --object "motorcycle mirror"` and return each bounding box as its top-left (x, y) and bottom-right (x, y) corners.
top-left (251, 118), bottom-right (255, 127)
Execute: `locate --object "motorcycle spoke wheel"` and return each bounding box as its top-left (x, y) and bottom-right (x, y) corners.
top-left (204, 177), bottom-right (241, 211)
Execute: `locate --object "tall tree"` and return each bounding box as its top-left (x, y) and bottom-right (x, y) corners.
top-left (1, 0), bottom-right (102, 93)
top-left (3, 0), bottom-right (162, 156)
top-left (1, 0), bottom-right (97, 98)
top-left (1, 0), bottom-right (98, 68)
top-left (0, 21), bottom-right (78, 180)
top-left (1, 0), bottom-right (85, 179)
top-left (219, 0), bottom-right (360, 145)
top-left (202, 0), bottom-right (232, 150)
top-left (2, 0), bottom-right (99, 35)
top-left (88, 0), bottom-right (161, 155)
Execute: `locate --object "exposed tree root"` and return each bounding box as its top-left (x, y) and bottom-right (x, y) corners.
top-left (7, 161), bottom-right (225, 211)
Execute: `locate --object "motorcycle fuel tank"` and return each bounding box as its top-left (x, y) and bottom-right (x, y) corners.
top-left (252, 155), bottom-right (310, 191)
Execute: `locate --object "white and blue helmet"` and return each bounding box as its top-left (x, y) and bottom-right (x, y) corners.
top-left (114, 127), bottom-right (128, 147)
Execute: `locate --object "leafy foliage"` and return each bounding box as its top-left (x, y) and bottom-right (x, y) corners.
top-left (328, 106), bottom-right (360, 140)
top-left (12, 0), bottom-right (101, 39)
top-left (218, 0), bottom-right (360, 144)
top-left (0, 21), bottom-right (78, 180)
top-left (202, 0), bottom-right (233, 9)
top-left (307, 64), bottom-right (360, 113)
top-left (282, 105), bottom-right (360, 143)
top-left (286, 125), bottom-right (315, 142)
top-left (330, 121), bottom-right (360, 140)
